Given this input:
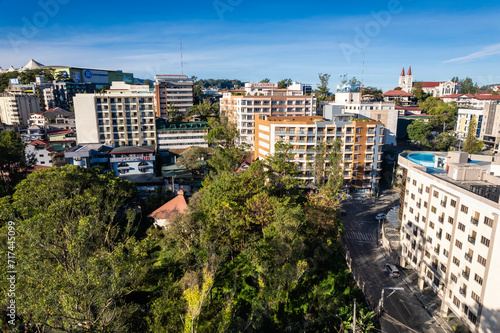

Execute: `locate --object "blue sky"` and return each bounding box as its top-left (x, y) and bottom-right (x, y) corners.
top-left (1, 0), bottom-right (500, 91)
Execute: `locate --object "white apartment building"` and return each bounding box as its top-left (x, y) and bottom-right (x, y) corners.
top-left (156, 119), bottom-right (208, 151)
top-left (154, 75), bottom-right (194, 117)
top-left (398, 151), bottom-right (500, 333)
top-left (255, 115), bottom-right (384, 193)
top-left (0, 94), bottom-right (40, 127)
top-left (455, 108), bottom-right (483, 140)
top-left (220, 82), bottom-right (316, 146)
top-left (74, 82), bottom-right (156, 147)
top-left (323, 92), bottom-right (398, 145)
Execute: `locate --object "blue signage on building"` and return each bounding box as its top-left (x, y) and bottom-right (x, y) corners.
top-left (84, 70), bottom-right (92, 78)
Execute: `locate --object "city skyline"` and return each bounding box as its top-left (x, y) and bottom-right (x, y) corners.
top-left (1, 0), bottom-right (500, 91)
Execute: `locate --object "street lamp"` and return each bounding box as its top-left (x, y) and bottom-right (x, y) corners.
top-left (379, 286), bottom-right (404, 312)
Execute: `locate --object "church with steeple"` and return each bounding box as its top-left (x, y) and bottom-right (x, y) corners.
top-left (397, 66), bottom-right (461, 97)
top-left (398, 66), bottom-right (413, 93)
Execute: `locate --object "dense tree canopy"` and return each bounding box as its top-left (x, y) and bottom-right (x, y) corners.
top-left (462, 115), bottom-right (483, 154)
top-left (0, 131), bottom-right (33, 197)
top-left (407, 119), bottom-right (431, 144)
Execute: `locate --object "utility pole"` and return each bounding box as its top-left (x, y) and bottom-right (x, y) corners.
top-left (352, 298), bottom-right (356, 333)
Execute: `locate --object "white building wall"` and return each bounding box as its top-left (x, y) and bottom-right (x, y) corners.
top-left (74, 94), bottom-right (99, 144)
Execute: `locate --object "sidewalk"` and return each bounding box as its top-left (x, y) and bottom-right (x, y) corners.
top-left (381, 222), bottom-right (466, 333)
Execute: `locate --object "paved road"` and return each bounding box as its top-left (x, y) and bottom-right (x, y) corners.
top-left (342, 191), bottom-right (452, 333)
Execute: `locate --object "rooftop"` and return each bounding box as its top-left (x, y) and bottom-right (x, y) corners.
top-left (110, 145), bottom-right (156, 154)
top-left (156, 120), bottom-right (208, 131)
top-left (149, 190), bottom-right (188, 220)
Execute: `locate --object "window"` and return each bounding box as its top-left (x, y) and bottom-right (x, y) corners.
top-left (468, 311), bottom-right (477, 325)
top-left (409, 207), bottom-right (414, 213)
top-left (450, 273), bottom-right (457, 283)
top-left (117, 162), bottom-right (130, 174)
top-left (458, 223), bottom-right (465, 231)
top-left (474, 274), bottom-right (483, 285)
top-left (40, 161), bottom-right (45, 164)
top-left (429, 221), bottom-right (435, 229)
top-left (450, 199), bottom-right (456, 207)
top-left (443, 249), bottom-right (449, 257)
top-left (480, 236), bottom-right (490, 247)
top-left (425, 250), bottom-right (430, 258)
top-left (440, 264), bottom-right (447, 273)
top-left (477, 255), bottom-right (487, 266)
top-left (484, 216), bottom-right (493, 227)
top-left (427, 236), bottom-right (433, 244)
top-left (425, 186), bottom-right (430, 193)
top-left (461, 205), bottom-right (469, 214)
top-left (431, 206), bottom-right (437, 214)
top-left (453, 257), bottom-right (460, 266)
top-left (138, 161), bottom-right (149, 173)
top-left (453, 296), bottom-right (460, 308)
top-left (411, 193), bottom-right (415, 200)
top-left (446, 233), bottom-right (452, 241)
top-left (448, 216), bottom-right (454, 224)
top-left (433, 190), bottom-right (439, 198)
top-left (424, 201), bottom-right (428, 208)
top-left (471, 291), bottom-right (481, 304)
top-left (413, 179), bottom-right (417, 186)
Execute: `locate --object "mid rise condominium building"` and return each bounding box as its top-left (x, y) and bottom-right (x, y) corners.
top-left (74, 82), bottom-right (156, 147)
top-left (0, 94), bottom-right (40, 127)
top-left (154, 75), bottom-right (194, 118)
top-left (254, 115), bottom-right (384, 193)
top-left (156, 119), bottom-right (208, 151)
top-left (220, 82), bottom-right (316, 146)
top-left (398, 151), bottom-right (500, 333)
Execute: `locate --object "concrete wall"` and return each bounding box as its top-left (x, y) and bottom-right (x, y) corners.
top-left (74, 94), bottom-right (99, 144)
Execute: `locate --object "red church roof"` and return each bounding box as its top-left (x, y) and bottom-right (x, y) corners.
top-left (419, 82), bottom-right (442, 88)
top-left (148, 191), bottom-right (188, 220)
top-left (474, 94), bottom-right (500, 100)
top-left (400, 67), bottom-right (405, 76)
top-left (407, 66), bottom-right (412, 75)
top-left (382, 90), bottom-right (413, 97)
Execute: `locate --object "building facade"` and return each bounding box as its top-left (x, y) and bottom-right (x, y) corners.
top-left (220, 83), bottom-right (317, 146)
top-left (74, 82), bottom-right (156, 147)
top-left (456, 108), bottom-right (483, 140)
top-left (398, 151), bottom-right (500, 333)
top-left (397, 66), bottom-right (462, 97)
top-left (254, 115), bottom-right (384, 193)
top-left (156, 119), bottom-right (208, 151)
top-left (154, 75), bottom-right (194, 118)
top-left (0, 94), bottom-right (40, 127)
top-left (65, 144), bottom-right (113, 169)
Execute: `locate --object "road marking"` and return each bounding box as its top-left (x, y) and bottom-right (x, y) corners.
top-left (344, 231), bottom-right (377, 242)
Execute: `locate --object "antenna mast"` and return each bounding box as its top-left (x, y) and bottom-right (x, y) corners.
top-left (362, 52), bottom-right (365, 92)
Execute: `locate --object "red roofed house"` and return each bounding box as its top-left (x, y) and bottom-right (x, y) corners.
top-left (382, 90), bottom-right (415, 106)
top-left (397, 66), bottom-right (461, 97)
top-left (149, 190), bottom-right (188, 228)
top-left (440, 94), bottom-right (475, 107)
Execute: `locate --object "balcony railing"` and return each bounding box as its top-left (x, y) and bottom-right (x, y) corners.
top-left (436, 232), bottom-right (442, 240)
top-left (459, 287), bottom-right (467, 296)
top-left (418, 188), bottom-right (423, 194)
top-left (471, 217), bottom-right (479, 226)
top-left (464, 253), bottom-right (472, 263)
top-left (434, 247), bottom-right (439, 254)
top-left (462, 271), bottom-right (469, 280)
top-left (438, 216), bottom-right (444, 223)
top-left (468, 236), bottom-right (476, 244)
top-left (440, 201), bottom-right (447, 208)
top-left (416, 203), bottom-right (421, 208)
top-left (431, 263), bottom-right (438, 270)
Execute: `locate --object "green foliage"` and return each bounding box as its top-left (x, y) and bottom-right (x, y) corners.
top-left (457, 77), bottom-right (479, 95)
top-left (259, 78), bottom-right (271, 83)
top-left (430, 132), bottom-right (457, 151)
top-left (428, 102), bottom-right (457, 132)
top-left (418, 96), bottom-right (440, 113)
top-left (188, 99), bottom-right (219, 121)
top-left (407, 119), bottom-right (431, 144)
top-left (462, 115), bottom-right (483, 154)
top-left (0, 131), bottom-right (33, 197)
top-left (205, 116), bottom-right (239, 148)
top-left (277, 78), bottom-right (293, 89)
top-left (315, 73), bottom-right (331, 102)
top-left (194, 78), bottom-right (244, 90)
top-left (361, 86), bottom-right (383, 101)
top-left (0, 166), bottom-right (156, 332)
top-left (207, 145), bottom-right (250, 174)
top-left (168, 103), bottom-right (184, 122)
top-left (176, 146), bottom-right (211, 175)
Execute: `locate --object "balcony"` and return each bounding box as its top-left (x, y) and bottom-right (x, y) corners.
top-left (431, 262), bottom-right (438, 270)
top-left (418, 188), bottom-right (423, 194)
top-left (440, 201), bottom-right (447, 208)
top-left (470, 217), bottom-right (479, 226)
top-left (459, 287), bottom-right (467, 296)
top-left (468, 236), bottom-right (476, 244)
top-left (436, 232), bottom-right (442, 240)
top-left (462, 270), bottom-right (470, 280)
top-left (434, 247), bottom-right (439, 254)
top-left (364, 166), bottom-right (372, 171)
top-left (416, 203), bottom-right (421, 208)
top-left (438, 216), bottom-right (444, 223)
top-left (464, 253), bottom-right (472, 263)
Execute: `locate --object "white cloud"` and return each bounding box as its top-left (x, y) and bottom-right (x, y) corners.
top-left (443, 43), bottom-right (500, 63)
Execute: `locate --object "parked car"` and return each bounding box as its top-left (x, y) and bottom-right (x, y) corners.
top-left (375, 213), bottom-right (386, 220)
top-left (386, 264), bottom-right (400, 277)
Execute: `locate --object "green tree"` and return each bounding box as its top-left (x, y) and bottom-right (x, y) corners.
top-left (407, 119), bottom-right (431, 144)
top-left (458, 77), bottom-right (479, 95)
top-left (315, 73), bottom-right (331, 102)
top-left (259, 78), bottom-right (271, 83)
top-left (428, 102), bottom-right (457, 132)
top-left (418, 96), bottom-right (440, 113)
top-left (430, 132), bottom-right (457, 151)
top-left (207, 145), bottom-right (250, 174)
top-left (176, 146), bottom-right (211, 176)
top-left (168, 103), bottom-right (184, 122)
top-left (462, 115), bottom-right (483, 154)
top-left (188, 99), bottom-right (219, 121)
top-left (0, 166), bottom-right (154, 332)
top-left (277, 78), bottom-right (292, 89)
top-left (0, 131), bottom-right (33, 197)
top-left (205, 116), bottom-right (239, 148)
top-left (361, 86), bottom-right (383, 101)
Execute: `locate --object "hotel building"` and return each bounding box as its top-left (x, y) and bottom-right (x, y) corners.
top-left (74, 82), bottom-right (156, 147)
top-left (254, 115), bottom-right (384, 193)
top-left (156, 119), bottom-right (208, 151)
top-left (220, 82), bottom-right (316, 147)
top-left (154, 75), bottom-right (194, 118)
top-left (398, 151), bottom-right (500, 332)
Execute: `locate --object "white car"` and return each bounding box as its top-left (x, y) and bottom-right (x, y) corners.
top-left (375, 213), bottom-right (386, 220)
